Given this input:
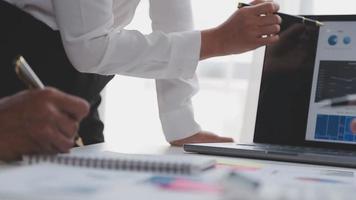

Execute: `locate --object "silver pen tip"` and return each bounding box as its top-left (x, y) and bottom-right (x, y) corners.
top-left (316, 21), bottom-right (324, 27)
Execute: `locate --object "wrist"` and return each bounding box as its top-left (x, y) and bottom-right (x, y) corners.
top-left (200, 28), bottom-right (223, 60)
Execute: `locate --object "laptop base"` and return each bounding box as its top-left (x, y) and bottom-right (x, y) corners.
top-left (184, 143), bottom-right (356, 169)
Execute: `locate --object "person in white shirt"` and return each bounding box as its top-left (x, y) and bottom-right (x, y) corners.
top-left (1, 0), bottom-right (281, 146)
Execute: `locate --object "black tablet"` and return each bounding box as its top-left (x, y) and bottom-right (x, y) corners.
top-left (254, 15), bottom-right (356, 150)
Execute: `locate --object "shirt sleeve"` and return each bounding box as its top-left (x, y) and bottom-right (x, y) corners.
top-left (150, 0), bottom-right (202, 142)
top-left (52, 0), bottom-right (201, 79)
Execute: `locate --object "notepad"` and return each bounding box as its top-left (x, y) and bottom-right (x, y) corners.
top-left (22, 153), bottom-right (216, 175)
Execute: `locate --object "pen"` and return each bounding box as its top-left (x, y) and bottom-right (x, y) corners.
top-left (227, 171), bottom-right (260, 190)
top-left (319, 94), bottom-right (356, 107)
top-left (14, 56), bottom-right (45, 89)
top-left (14, 56), bottom-right (84, 147)
top-left (238, 2), bottom-right (324, 27)
top-left (222, 171), bottom-right (261, 199)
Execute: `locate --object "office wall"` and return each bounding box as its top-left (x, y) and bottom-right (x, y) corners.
top-left (312, 0), bottom-right (356, 15)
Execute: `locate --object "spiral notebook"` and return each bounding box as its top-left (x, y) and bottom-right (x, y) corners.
top-left (22, 153), bottom-right (216, 175)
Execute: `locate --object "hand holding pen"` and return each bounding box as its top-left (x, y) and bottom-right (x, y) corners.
top-left (201, 0), bottom-right (282, 60)
top-left (14, 56), bottom-right (88, 152)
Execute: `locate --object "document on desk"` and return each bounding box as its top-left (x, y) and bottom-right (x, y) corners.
top-left (243, 164), bottom-right (356, 187)
top-left (222, 164), bottom-right (356, 200)
top-left (0, 164), bottom-right (221, 200)
top-left (223, 180), bottom-right (356, 200)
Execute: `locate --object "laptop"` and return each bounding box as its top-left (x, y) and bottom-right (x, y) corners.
top-left (184, 15), bottom-right (356, 168)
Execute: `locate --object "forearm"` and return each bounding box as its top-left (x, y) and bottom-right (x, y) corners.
top-left (150, 0), bottom-right (203, 142)
top-left (156, 77), bottom-right (202, 142)
top-left (54, 0), bottom-right (200, 79)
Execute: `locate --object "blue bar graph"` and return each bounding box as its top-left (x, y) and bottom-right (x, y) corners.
top-left (315, 114), bottom-right (356, 142)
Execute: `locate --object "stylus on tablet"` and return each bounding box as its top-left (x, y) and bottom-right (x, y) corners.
top-left (319, 94), bottom-right (356, 107)
top-left (238, 2), bottom-right (324, 27)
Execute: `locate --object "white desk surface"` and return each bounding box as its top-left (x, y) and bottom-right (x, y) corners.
top-left (1, 142), bottom-right (356, 200)
top-left (1, 142), bottom-right (355, 176)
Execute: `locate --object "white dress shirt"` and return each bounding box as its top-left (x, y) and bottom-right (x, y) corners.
top-left (5, 0), bottom-right (202, 142)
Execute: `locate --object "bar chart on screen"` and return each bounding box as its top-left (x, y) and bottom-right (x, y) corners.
top-left (315, 114), bottom-right (356, 142)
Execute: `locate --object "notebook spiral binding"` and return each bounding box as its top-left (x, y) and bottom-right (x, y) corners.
top-left (23, 155), bottom-right (194, 175)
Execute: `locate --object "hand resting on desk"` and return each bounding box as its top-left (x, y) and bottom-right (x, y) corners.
top-left (170, 131), bottom-right (234, 147)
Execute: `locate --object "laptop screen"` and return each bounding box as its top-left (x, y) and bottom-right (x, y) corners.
top-left (254, 15), bottom-right (356, 150)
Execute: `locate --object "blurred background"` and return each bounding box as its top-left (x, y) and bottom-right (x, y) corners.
top-left (102, 0), bottom-right (356, 148)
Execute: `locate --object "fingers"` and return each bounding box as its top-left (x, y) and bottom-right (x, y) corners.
top-left (3, 88), bottom-right (87, 158)
top-left (170, 132), bottom-right (234, 147)
top-left (201, 135), bottom-right (234, 143)
top-left (259, 24), bottom-right (281, 36)
top-left (215, 136), bottom-right (234, 143)
top-left (50, 110), bottom-right (79, 139)
top-left (206, 0), bottom-right (282, 56)
top-left (28, 122), bottom-right (74, 154)
top-left (27, 134), bottom-right (56, 154)
top-left (250, 2), bottom-right (280, 16)
top-left (41, 105), bottom-right (78, 152)
top-left (257, 14), bottom-right (282, 26)
top-left (26, 105), bottom-right (77, 154)
top-left (47, 130), bottom-right (74, 153)
top-left (240, 2), bottom-right (281, 46)
top-left (23, 88), bottom-right (87, 155)
top-left (42, 88), bottom-right (90, 121)
top-left (33, 125), bottom-right (74, 153)
top-left (257, 35), bottom-right (280, 45)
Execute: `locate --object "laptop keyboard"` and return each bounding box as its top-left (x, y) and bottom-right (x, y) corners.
top-left (237, 144), bottom-right (356, 157)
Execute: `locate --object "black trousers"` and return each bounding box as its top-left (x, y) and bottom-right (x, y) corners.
top-left (0, 1), bottom-right (114, 144)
